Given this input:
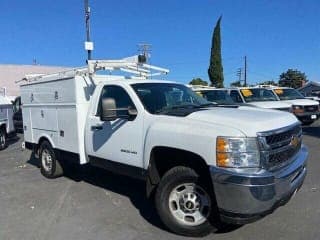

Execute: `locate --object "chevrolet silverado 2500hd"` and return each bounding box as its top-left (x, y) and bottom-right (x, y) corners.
top-left (20, 58), bottom-right (308, 236)
top-left (226, 87), bottom-right (293, 111)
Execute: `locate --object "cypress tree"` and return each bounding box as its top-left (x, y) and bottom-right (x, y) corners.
top-left (208, 16), bottom-right (224, 87)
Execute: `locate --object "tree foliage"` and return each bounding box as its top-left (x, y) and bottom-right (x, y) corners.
top-left (189, 78), bottom-right (208, 86)
top-left (208, 16), bottom-right (224, 88)
top-left (279, 69), bottom-right (308, 89)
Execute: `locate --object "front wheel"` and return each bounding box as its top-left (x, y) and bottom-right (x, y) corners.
top-left (301, 120), bottom-right (314, 126)
top-left (155, 166), bottom-right (218, 237)
top-left (0, 128), bottom-right (6, 150)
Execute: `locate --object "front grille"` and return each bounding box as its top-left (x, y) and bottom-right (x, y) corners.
top-left (269, 142), bottom-right (301, 166)
top-left (304, 105), bottom-right (318, 112)
top-left (265, 125), bottom-right (301, 147)
top-left (258, 124), bottom-right (302, 169)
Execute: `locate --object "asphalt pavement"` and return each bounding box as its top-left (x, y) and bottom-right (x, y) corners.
top-left (0, 121), bottom-right (319, 240)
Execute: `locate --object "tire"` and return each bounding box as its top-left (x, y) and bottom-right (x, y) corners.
top-left (301, 120), bottom-right (314, 126)
top-left (39, 141), bottom-right (63, 178)
top-left (0, 128), bottom-right (7, 150)
top-left (155, 166), bottom-right (218, 237)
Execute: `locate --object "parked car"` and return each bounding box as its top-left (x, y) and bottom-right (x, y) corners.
top-left (20, 58), bottom-right (308, 237)
top-left (0, 88), bottom-right (15, 150)
top-left (269, 87), bottom-right (320, 125)
top-left (226, 87), bottom-right (293, 111)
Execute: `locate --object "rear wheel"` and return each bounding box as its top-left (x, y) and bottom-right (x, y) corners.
top-left (39, 141), bottom-right (63, 178)
top-left (155, 166), bottom-right (218, 237)
top-left (0, 128), bottom-right (6, 150)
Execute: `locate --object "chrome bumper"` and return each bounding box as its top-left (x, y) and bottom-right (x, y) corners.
top-left (210, 145), bottom-right (308, 224)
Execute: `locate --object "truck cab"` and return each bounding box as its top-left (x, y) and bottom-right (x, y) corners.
top-left (20, 58), bottom-right (308, 237)
top-left (226, 87), bottom-right (293, 112)
top-left (270, 87), bottom-right (320, 125)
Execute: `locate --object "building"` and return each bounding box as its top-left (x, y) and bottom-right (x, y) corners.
top-left (0, 64), bottom-right (70, 97)
top-left (298, 81), bottom-right (320, 97)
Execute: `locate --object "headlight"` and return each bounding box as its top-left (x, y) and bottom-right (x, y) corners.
top-left (292, 105), bottom-right (304, 114)
top-left (216, 137), bottom-right (260, 168)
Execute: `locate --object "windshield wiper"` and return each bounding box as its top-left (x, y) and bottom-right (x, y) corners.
top-left (197, 102), bottom-right (217, 107)
top-left (155, 104), bottom-right (200, 114)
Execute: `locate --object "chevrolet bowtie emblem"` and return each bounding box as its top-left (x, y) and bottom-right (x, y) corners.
top-left (290, 135), bottom-right (299, 147)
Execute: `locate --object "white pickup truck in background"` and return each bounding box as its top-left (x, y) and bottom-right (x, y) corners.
top-left (20, 57), bottom-right (308, 237)
top-left (269, 87), bottom-right (320, 125)
top-left (0, 87), bottom-right (15, 150)
top-left (226, 87), bottom-right (293, 111)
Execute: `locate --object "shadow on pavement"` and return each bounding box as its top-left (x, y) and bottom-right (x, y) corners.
top-left (303, 124), bottom-right (320, 138)
top-left (7, 134), bottom-right (20, 144)
top-left (27, 153), bottom-right (241, 235)
top-left (27, 154), bottom-right (167, 231)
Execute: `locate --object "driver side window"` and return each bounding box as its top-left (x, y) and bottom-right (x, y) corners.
top-left (97, 85), bottom-right (135, 117)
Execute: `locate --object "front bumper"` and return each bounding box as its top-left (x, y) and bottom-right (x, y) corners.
top-left (294, 112), bottom-right (320, 122)
top-left (210, 145), bottom-right (308, 224)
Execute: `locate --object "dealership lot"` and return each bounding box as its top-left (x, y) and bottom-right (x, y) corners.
top-left (0, 122), bottom-right (319, 240)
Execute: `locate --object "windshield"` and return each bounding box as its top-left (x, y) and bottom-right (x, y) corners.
top-left (198, 90), bottom-right (235, 104)
top-left (239, 88), bottom-right (278, 102)
top-left (274, 88), bottom-right (305, 100)
top-left (131, 83), bottom-right (211, 114)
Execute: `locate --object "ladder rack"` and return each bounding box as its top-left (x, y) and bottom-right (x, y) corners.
top-left (188, 85), bottom-right (216, 90)
top-left (18, 55), bottom-right (169, 84)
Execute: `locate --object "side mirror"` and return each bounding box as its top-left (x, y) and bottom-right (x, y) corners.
top-left (101, 98), bottom-right (117, 121)
top-left (128, 106), bottom-right (138, 120)
top-left (101, 98), bottom-right (138, 121)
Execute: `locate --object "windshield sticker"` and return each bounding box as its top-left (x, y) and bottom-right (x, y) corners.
top-left (274, 89), bottom-right (284, 95)
top-left (240, 89), bottom-right (253, 97)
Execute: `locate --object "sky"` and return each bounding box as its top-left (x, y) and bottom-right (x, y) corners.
top-left (0, 0), bottom-right (319, 86)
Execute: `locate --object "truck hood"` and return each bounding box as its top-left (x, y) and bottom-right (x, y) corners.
top-left (281, 99), bottom-right (319, 106)
top-left (247, 101), bottom-right (292, 109)
top-left (187, 107), bottom-right (298, 136)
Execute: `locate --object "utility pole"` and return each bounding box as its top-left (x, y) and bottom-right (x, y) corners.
top-left (84, 0), bottom-right (93, 61)
top-left (244, 56), bottom-right (247, 87)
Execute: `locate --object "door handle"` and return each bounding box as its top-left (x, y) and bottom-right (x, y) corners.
top-left (91, 124), bottom-right (103, 131)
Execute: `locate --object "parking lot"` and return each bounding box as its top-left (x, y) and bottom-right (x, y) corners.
top-left (0, 122), bottom-right (319, 240)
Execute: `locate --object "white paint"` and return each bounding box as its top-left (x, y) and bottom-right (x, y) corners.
top-left (20, 65), bottom-right (299, 169)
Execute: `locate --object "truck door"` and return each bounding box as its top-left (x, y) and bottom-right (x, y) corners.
top-left (85, 85), bottom-right (144, 170)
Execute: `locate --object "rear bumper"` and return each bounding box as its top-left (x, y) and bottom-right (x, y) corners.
top-left (210, 145), bottom-right (308, 224)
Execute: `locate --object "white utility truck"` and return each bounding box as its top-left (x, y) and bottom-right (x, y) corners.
top-left (20, 57), bottom-right (308, 236)
top-left (0, 87), bottom-right (15, 150)
top-left (268, 87), bottom-right (320, 125)
top-left (226, 87), bottom-right (293, 111)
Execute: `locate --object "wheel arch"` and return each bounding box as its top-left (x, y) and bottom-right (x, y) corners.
top-left (146, 146), bottom-right (213, 198)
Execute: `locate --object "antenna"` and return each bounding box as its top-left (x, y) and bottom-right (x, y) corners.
top-left (84, 0), bottom-right (93, 61)
top-left (138, 43), bottom-right (152, 63)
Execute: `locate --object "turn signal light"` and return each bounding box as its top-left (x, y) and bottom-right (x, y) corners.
top-left (216, 153), bottom-right (229, 167)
